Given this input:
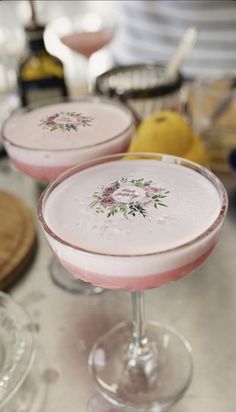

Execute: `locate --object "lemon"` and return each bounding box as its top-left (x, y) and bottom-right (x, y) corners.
top-left (184, 133), bottom-right (208, 165)
top-left (129, 111), bottom-right (194, 156)
top-left (128, 110), bottom-right (207, 165)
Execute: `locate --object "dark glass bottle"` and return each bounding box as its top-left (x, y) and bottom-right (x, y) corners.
top-left (18, 24), bottom-right (68, 107)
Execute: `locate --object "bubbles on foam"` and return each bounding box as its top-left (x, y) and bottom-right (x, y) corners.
top-left (158, 217), bottom-right (165, 224)
top-left (157, 214), bottom-right (170, 225)
top-left (100, 222), bottom-right (124, 236)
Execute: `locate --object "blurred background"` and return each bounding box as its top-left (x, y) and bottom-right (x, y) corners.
top-left (1, 0), bottom-right (236, 172)
top-left (0, 0), bottom-right (114, 97)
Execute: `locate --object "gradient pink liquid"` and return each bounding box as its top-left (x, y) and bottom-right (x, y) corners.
top-left (42, 159), bottom-right (223, 291)
top-left (3, 100), bottom-right (134, 183)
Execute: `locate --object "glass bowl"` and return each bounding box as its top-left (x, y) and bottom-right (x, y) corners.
top-left (0, 291), bottom-right (36, 409)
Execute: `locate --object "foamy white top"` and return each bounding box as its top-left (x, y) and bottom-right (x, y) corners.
top-left (44, 159), bottom-right (222, 255)
top-left (4, 100), bottom-right (132, 150)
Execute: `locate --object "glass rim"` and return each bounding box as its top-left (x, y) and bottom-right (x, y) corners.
top-left (95, 63), bottom-right (183, 99)
top-left (2, 95), bottom-right (135, 152)
top-left (38, 152), bottom-right (228, 258)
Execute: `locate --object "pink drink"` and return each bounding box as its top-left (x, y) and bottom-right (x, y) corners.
top-left (2, 99), bottom-right (134, 183)
top-left (39, 156), bottom-right (227, 291)
top-left (60, 30), bottom-right (114, 58)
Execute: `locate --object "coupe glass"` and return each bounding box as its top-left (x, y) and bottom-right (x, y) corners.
top-left (38, 153), bottom-right (228, 411)
top-left (44, 13), bottom-right (114, 94)
top-left (2, 97), bottom-right (134, 294)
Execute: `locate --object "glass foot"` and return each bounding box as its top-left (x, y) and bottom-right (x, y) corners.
top-left (88, 394), bottom-right (117, 412)
top-left (89, 321), bottom-right (193, 412)
top-left (49, 257), bottom-right (104, 295)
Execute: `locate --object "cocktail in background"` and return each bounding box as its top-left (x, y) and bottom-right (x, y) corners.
top-left (2, 97), bottom-right (134, 294)
top-left (44, 10), bottom-right (114, 95)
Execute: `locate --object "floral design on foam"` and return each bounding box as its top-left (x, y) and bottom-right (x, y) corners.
top-left (39, 111), bottom-right (93, 132)
top-left (89, 177), bottom-right (169, 218)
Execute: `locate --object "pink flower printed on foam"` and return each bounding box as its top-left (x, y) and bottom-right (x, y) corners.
top-left (101, 196), bottom-right (116, 207)
top-left (145, 186), bottom-right (162, 197)
top-left (103, 185), bottom-right (118, 195)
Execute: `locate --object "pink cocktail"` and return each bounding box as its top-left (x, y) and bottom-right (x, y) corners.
top-left (38, 153), bottom-right (228, 411)
top-left (2, 97), bottom-right (134, 294)
top-left (2, 97), bottom-right (134, 183)
top-left (60, 29), bottom-right (114, 59)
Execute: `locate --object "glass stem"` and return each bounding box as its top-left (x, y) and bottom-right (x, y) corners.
top-left (132, 291), bottom-right (145, 344)
top-left (130, 291), bottom-right (150, 358)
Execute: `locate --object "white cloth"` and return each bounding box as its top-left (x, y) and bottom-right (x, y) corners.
top-left (110, 0), bottom-right (236, 78)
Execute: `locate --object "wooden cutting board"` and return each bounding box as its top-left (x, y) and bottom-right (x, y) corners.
top-left (0, 190), bottom-right (37, 289)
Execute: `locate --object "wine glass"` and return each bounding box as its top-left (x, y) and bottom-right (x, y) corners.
top-left (38, 152), bottom-right (228, 411)
top-left (44, 13), bottom-right (114, 95)
top-left (2, 97), bottom-right (134, 294)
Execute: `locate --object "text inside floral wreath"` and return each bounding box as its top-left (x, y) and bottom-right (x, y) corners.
top-left (89, 177), bottom-right (170, 218)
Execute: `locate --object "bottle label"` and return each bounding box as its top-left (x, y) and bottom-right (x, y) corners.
top-left (19, 76), bottom-right (68, 107)
top-left (26, 88), bottom-right (63, 106)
